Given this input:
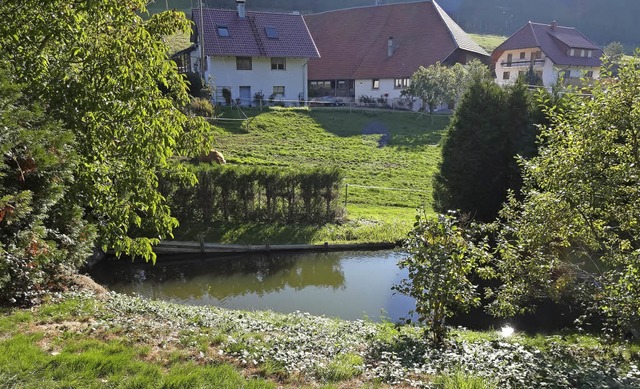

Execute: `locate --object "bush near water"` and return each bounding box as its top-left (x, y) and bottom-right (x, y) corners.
top-left (161, 165), bottom-right (344, 225)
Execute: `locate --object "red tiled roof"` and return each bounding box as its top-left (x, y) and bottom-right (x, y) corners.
top-left (304, 0), bottom-right (488, 80)
top-left (192, 8), bottom-right (319, 59)
top-left (492, 22), bottom-right (602, 67)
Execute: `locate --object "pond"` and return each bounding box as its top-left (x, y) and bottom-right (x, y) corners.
top-left (89, 249), bottom-right (578, 332)
top-left (89, 250), bottom-right (416, 322)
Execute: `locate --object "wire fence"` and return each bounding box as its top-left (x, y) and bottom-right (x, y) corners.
top-left (343, 183), bottom-right (430, 208)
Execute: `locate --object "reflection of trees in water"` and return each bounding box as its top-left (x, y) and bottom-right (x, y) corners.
top-left (91, 252), bottom-right (346, 301)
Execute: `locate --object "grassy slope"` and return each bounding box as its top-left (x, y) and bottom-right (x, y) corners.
top-left (2, 293), bottom-right (638, 388)
top-left (175, 108), bottom-right (448, 244)
top-left (469, 33), bottom-right (507, 53)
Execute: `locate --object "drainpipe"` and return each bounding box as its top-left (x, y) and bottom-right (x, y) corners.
top-left (302, 59), bottom-right (309, 105)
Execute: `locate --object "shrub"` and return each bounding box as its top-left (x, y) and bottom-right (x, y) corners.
top-left (394, 212), bottom-right (492, 345)
top-left (160, 165), bottom-right (344, 225)
top-left (0, 65), bottom-right (96, 306)
top-left (183, 72), bottom-right (210, 99)
top-left (222, 88), bottom-right (232, 106)
top-left (188, 98), bottom-right (215, 118)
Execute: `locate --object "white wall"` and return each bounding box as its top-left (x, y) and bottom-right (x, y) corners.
top-left (199, 56), bottom-right (308, 106)
top-left (354, 78), bottom-right (406, 100)
top-left (495, 48), bottom-right (599, 87)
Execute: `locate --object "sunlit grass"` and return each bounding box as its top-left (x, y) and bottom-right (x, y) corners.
top-left (469, 33), bottom-right (507, 53)
top-left (174, 108), bottom-right (448, 244)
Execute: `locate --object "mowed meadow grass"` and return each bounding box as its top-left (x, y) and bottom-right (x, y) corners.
top-left (174, 107), bottom-right (449, 244)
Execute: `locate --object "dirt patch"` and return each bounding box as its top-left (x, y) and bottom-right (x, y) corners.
top-left (67, 274), bottom-right (109, 298)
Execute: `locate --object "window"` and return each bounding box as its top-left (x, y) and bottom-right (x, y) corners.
top-left (581, 49), bottom-right (586, 57)
top-left (534, 50), bottom-right (542, 60)
top-left (534, 70), bottom-right (543, 79)
top-left (273, 86), bottom-right (285, 96)
top-left (271, 57), bottom-right (286, 70)
top-left (587, 50), bottom-right (593, 58)
top-left (217, 26), bottom-right (230, 37)
top-left (337, 80), bottom-right (347, 89)
top-left (175, 52), bottom-right (192, 73)
top-left (236, 56), bottom-right (252, 70)
top-left (372, 79), bottom-right (380, 89)
top-left (562, 70), bottom-right (571, 79)
top-left (506, 53), bottom-right (513, 65)
top-left (585, 70), bottom-right (594, 78)
top-left (502, 71), bottom-right (510, 80)
top-left (518, 70), bottom-right (525, 77)
top-left (394, 78), bottom-right (410, 89)
top-left (519, 52), bottom-right (526, 60)
top-left (310, 81), bottom-right (332, 89)
top-left (265, 26), bottom-right (278, 39)
top-left (569, 48), bottom-right (575, 56)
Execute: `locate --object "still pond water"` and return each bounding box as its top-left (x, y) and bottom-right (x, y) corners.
top-left (90, 250), bottom-right (416, 322)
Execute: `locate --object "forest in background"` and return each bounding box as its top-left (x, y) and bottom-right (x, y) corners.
top-left (147, 0), bottom-right (640, 50)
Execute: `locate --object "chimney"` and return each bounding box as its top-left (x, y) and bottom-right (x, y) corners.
top-left (387, 36), bottom-right (394, 57)
top-left (237, 0), bottom-right (246, 20)
top-left (551, 20), bottom-right (557, 30)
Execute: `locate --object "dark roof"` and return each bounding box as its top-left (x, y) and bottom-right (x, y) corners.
top-left (492, 22), bottom-right (602, 67)
top-left (304, 0), bottom-right (488, 80)
top-left (192, 8), bottom-right (319, 59)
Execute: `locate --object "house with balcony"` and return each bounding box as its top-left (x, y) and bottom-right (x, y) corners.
top-left (492, 21), bottom-right (602, 88)
top-left (303, 0), bottom-right (489, 106)
top-left (186, 0), bottom-right (320, 106)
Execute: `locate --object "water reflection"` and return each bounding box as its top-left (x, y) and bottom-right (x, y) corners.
top-left (90, 250), bottom-right (415, 321)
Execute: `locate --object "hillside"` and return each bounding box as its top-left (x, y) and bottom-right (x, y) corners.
top-left (148, 0), bottom-right (640, 51)
top-left (173, 107), bottom-right (449, 245)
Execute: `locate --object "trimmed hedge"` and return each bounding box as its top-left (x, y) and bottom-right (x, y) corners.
top-left (161, 165), bottom-right (344, 225)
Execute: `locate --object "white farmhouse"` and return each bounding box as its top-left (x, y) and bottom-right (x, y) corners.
top-left (183, 0), bottom-right (319, 106)
top-left (303, 0), bottom-right (489, 106)
top-left (493, 21), bottom-right (602, 88)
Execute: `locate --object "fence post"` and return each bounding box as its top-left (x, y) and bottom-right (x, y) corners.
top-left (344, 183), bottom-right (348, 208)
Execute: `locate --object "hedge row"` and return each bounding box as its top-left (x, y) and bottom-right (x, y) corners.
top-left (160, 165), bottom-right (344, 225)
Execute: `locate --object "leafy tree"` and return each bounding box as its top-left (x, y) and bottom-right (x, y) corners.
top-left (394, 212), bottom-right (492, 345)
top-left (603, 41), bottom-right (625, 63)
top-left (433, 79), bottom-right (545, 222)
top-left (0, 0), bottom-right (212, 265)
top-left (450, 59), bottom-right (492, 103)
top-left (489, 54), bottom-right (640, 336)
top-left (0, 0), bottom-right (213, 305)
top-left (407, 62), bottom-right (455, 124)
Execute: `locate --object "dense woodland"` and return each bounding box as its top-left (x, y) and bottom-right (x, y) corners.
top-left (150, 0), bottom-right (640, 50)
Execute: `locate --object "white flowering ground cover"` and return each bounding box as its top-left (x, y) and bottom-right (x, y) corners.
top-left (3, 291), bottom-right (640, 388)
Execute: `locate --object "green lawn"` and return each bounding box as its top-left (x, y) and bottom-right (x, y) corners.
top-left (469, 33), bottom-right (507, 53)
top-left (2, 293), bottom-right (638, 388)
top-left (174, 107), bottom-right (448, 244)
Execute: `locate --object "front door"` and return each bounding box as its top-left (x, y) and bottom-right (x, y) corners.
top-left (239, 86), bottom-right (251, 106)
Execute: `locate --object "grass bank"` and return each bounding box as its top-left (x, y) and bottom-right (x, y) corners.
top-left (2, 292), bottom-right (639, 388)
top-left (174, 108), bottom-right (448, 245)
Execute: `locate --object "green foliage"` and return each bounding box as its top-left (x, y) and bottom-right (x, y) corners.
top-left (188, 97), bottom-right (215, 118)
top-left (603, 41), bottom-right (625, 63)
top-left (0, 0), bottom-right (213, 266)
top-left (394, 212), bottom-right (492, 345)
top-left (0, 63), bottom-right (96, 306)
top-left (183, 71), bottom-right (211, 99)
top-left (433, 79), bottom-right (546, 222)
top-left (222, 88), bottom-right (232, 106)
top-left (316, 353), bottom-right (364, 382)
top-left (435, 370), bottom-right (497, 389)
top-left (408, 61), bottom-right (491, 125)
top-left (162, 165), bottom-right (344, 224)
top-left (408, 62), bottom-right (455, 116)
top-left (488, 54), bottom-right (640, 336)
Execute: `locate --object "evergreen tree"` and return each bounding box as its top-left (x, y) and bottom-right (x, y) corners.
top-left (433, 80), bottom-right (543, 222)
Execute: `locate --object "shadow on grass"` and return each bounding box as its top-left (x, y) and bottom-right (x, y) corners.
top-left (176, 222), bottom-right (324, 245)
top-left (310, 109), bottom-right (449, 149)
